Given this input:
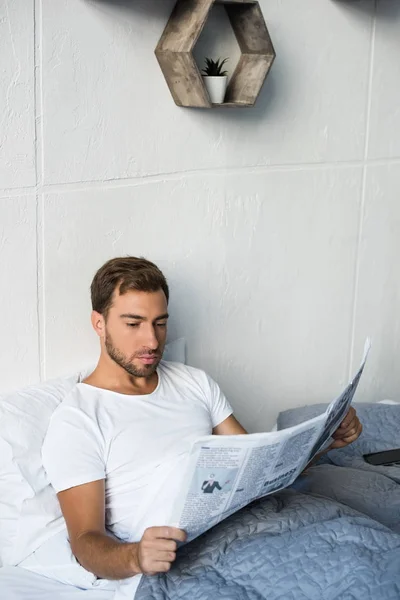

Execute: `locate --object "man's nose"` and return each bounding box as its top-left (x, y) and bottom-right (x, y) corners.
top-left (142, 326), bottom-right (158, 350)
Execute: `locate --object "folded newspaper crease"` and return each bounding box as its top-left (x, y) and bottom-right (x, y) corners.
top-left (170, 339), bottom-right (371, 541)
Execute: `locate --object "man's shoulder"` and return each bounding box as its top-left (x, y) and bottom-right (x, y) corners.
top-left (60, 382), bottom-right (90, 404)
top-left (159, 360), bottom-right (209, 379)
top-left (49, 383), bottom-right (96, 419)
top-left (159, 360), bottom-right (212, 389)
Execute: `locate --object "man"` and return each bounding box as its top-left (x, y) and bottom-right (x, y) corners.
top-left (42, 256), bottom-right (362, 587)
top-left (201, 474), bottom-right (229, 493)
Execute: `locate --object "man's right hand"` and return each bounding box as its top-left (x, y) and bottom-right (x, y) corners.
top-left (135, 526), bottom-right (187, 576)
top-left (57, 481), bottom-right (187, 580)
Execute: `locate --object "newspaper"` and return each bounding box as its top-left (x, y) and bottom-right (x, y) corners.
top-left (170, 339), bottom-right (371, 541)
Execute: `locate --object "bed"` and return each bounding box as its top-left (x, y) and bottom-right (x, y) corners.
top-left (134, 401), bottom-right (400, 600)
top-left (1, 380), bottom-right (400, 599)
top-left (0, 566), bottom-right (114, 600)
top-left (2, 480), bottom-right (400, 600)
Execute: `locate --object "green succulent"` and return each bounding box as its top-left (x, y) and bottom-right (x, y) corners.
top-left (202, 57), bottom-right (228, 77)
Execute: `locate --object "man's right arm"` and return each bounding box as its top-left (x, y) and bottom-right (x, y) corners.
top-left (57, 479), bottom-right (186, 580)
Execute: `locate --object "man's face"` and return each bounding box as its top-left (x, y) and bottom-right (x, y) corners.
top-left (101, 288), bottom-right (168, 378)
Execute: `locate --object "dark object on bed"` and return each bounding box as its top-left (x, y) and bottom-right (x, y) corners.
top-left (364, 448), bottom-right (400, 466)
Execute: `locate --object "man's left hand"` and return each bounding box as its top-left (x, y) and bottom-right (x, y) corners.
top-left (329, 407), bottom-right (362, 450)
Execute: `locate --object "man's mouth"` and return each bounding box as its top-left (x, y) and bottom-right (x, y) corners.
top-left (137, 355), bottom-right (159, 365)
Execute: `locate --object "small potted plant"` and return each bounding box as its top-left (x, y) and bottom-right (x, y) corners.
top-left (201, 57), bottom-right (229, 105)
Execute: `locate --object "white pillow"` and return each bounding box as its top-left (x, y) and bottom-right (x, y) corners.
top-left (0, 374), bottom-right (80, 566)
top-left (160, 337), bottom-right (186, 364)
top-left (0, 339), bottom-right (186, 567)
top-left (378, 399), bottom-right (400, 405)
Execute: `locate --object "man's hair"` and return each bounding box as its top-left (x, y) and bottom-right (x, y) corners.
top-left (90, 256), bottom-right (169, 318)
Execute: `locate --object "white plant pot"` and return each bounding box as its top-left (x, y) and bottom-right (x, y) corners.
top-left (202, 75), bottom-right (228, 105)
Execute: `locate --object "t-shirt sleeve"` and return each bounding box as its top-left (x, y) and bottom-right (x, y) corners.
top-left (42, 405), bottom-right (106, 493)
top-left (203, 373), bottom-right (233, 428)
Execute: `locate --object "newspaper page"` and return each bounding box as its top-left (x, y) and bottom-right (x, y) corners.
top-left (169, 413), bottom-right (326, 541)
top-left (169, 339), bottom-right (371, 541)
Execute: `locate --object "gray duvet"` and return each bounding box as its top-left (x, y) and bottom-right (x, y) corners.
top-left (137, 489), bottom-right (400, 600)
top-left (136, 403), bottom-right (400, 600)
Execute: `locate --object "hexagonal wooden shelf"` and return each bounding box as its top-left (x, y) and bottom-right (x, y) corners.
top-left (155, 0), bottom-right (276, 108)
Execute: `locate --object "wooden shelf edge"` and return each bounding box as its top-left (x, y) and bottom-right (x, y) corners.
top-left (211, 102), bottom-right (254, 107)
top-left (215, 0), bottom-right (257, 4)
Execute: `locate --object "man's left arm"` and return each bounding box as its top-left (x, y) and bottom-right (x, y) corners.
top-left (212, 415), bottom-right (248, 435)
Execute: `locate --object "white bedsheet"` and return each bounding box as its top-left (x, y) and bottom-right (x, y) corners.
top-left (0, 566), bottom-right (115, 600)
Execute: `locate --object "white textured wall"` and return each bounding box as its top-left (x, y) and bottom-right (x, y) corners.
top-left (1, 0), bottom-right (399, 431)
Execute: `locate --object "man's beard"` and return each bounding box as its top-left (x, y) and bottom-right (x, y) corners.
top-left (104, 330), bottom-right (161, 378)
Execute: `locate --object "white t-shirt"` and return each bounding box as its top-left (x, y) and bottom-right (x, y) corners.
top-left (42, 360), bottom-right (233, 544)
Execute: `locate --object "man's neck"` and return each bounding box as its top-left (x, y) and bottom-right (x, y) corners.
top-left (82, 356), bottom-right (159, 396)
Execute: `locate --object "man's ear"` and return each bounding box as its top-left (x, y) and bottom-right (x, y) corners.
top-left (91, 311), bottom-right (106, 338)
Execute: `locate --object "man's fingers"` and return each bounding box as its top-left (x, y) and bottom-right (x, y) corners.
top-left (343, 423), bottom-right (363, 443)
top-left (158, 527), bottom-right (187, 543)
top-left (142, 539), bottom-right (177, 553)
top-left (147, 526), bottom-right (187, 542)
top-left (330, 439), bottom-right (349, 449)
top-left (342, 434), bottom-right (358, 443)
top-left (335, 425), bottom-right (358, 439)
top-left (139, 527), bottom-right (186, 577)
top-left (151, 562), bottom-right (171, 573)
top-left (335, 412), bottom-right (360, 438)
top-left (162, 540), bottom-right (177, 552)
top-left (330, 422), bottom-right (362, 448)
top-left (340, 407), bottom-right (356, 429)
top-left (332, 420), bottom-right (357, 439)
top-left (155, 551), bottom-right (176, 563)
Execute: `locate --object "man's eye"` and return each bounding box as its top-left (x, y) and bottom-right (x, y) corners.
top-left (157, 323), bottom-right (167, 328)
top-left (127, 323), bottom-right (139, 328)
